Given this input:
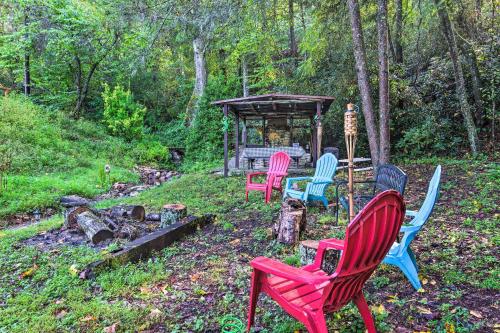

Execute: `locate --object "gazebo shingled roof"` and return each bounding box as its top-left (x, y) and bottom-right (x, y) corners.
top-left (213, 94), bottom-right (335, 177)
top-left (212, 93), bottom-right (335, 119)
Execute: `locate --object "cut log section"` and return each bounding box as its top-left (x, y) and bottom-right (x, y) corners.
top-left (272, 198), bottom-right (307, 245)
top-left (145, 213), bottom-right (161, 221)
top-left (160, 204), bottom-right (187, 227)
top-left (64, 206), bottom-right (93, 228)
top-left (76, 211), bottom-right (114, 244)
top-left (110, 205), bottom-right (146, 222)
top-left (299, 240), bottom-right (339, 275)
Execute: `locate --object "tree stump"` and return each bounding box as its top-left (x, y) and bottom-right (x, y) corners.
top-left (76, 211), bottom-right (114, 244)
top-left (299, 240), bottom-right (339, 275)
top-left (110, 205), bottom-right (146, 222)
top-left (160, 204), bottom-right (187, 227)
top-left (272, 198), bottom-right (307, 245)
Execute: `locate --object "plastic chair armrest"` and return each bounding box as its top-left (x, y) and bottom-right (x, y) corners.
top-left (247, 172), bottom-right (267, 182)
top-left (400, 224), bottom-right (420, 233)
top-left (318, 238), bottom-right (345, 251)
top-left (405, 210), bottom-right (418, 217)
top-left (251, 257), bottom-right (331, 284)
top-left (287, 176), bottom-right (313, 183)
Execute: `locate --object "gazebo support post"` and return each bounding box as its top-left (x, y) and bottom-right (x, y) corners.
top-left (242, 118), bottom-right (247, 148)
top-left (262, 117), bottom-right (266, 146)
top-left (311, 116), bottom-right (317, 167)
top-left (289, 116), bottom-right (294, 145)
top-left (316, 101), bottom-right (323, 161)
top-left (223, 104), bottom-right (229, 177)
top-left (235, 111), bottom-right (240, 169)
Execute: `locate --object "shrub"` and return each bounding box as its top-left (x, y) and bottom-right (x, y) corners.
top-left (102, 84), bottom-right (146, 141)
top-left (396, 116), bottom-right (459, 157)
top-left (131, 135), bottom-right (172, 168)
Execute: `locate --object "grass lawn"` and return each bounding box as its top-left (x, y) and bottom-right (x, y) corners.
top-left (0, 96), bottom-right (169, 223)
top-left (0, 159), bottom-right (498, 332)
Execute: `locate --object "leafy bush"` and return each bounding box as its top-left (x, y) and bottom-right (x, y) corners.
top-left (396, 116), bottom-right (460, 157)
top-left (131, 135), bottom-right (172, 168)
top-left (102, 84), bottom-right (147, 141)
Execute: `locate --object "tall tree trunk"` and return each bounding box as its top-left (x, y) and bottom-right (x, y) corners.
top-left (393, 0), bottom-right (403, 63)
top-left (242, 55), bottom-right (249, 97)
top-left (347, 0), bottom-right (380, 167)
top-left (435, 0), bottom-right (480, 154)
top-left (462, 43), bottom-right (485, 127)
top-left (74, 61), bottom-right (99, 118)
top-left (259, 0), bottom-right (268, 31)
top-left (23, 10), bottom-right (30, 96)
top-left (455, 8), bottom-right (486, 127)
top-left (187, 36), bottom-right (207, 125)
top-left (378, 0), bottom-right (390, 164)
top-left (288, 0), bottom-right (297, 63)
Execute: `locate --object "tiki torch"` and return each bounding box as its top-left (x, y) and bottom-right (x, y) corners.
top-left (344, 103), bottom-right (358, 222)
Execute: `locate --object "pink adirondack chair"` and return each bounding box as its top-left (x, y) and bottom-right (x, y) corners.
top-left (245, 151), bottom-right (291, 203)
top-left (247, 190), bottom-right (405, 333)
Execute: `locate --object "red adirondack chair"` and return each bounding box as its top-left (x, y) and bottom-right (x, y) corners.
top-left (247, 190), bottom-right (405, 333)
top-left (245, 151), bottom-right (291, 203)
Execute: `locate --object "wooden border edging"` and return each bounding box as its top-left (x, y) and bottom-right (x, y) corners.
top-left (81, 214), bottom-right (215, 278)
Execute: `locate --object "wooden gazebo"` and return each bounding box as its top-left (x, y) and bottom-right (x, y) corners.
top-left (213, 94), bottom-right (335, 177)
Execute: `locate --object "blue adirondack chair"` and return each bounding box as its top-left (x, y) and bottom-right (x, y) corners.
top-left (283, 153), bottom-right (338, 207)
top-left (383, 165), bottom-right (442, 290)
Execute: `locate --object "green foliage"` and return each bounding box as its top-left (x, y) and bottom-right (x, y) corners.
top-left (283, 254), bottom-right (301, 267)
top-left (396, 116), bottom-right (451, 156)
top-left (131, 136), bottom-right (172, 169)
top-left (102, 84), bottom-right (147, 141)
top-left (184, 73), bottom-right (240, 164)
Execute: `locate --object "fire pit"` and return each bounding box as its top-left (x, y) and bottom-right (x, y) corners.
top-left (22, 195), bottom-right (214, 278)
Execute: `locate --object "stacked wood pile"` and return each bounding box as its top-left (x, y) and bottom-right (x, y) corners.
top-left (137, 167), bottom-right (179, 186)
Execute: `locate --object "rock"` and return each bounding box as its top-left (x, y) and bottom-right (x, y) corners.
top-left (60, 195), bottom-right (90, 208)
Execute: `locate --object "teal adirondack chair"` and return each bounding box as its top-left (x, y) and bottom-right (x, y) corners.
top-left (383, 165), bottom-right (442, 290)
top-left (283, 153), bottom-right (338, 207)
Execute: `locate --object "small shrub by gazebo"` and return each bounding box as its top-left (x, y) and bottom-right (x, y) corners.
top-left (212, 94), bottom-right (335, 177)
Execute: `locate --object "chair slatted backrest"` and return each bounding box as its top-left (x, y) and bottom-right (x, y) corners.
top-left (309, 153), bottom-right (338, 196)
top-left (266, 151), bottom-right (291, 188)
top-left (322, 191), bottom-right (405, 311)
top-left (398, 165), bottom-right (441, 254)
top-left (374, 164), bottom-right (408, 195)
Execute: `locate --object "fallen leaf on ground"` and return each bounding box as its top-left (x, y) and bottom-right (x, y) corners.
top-left (147, 308), bottom-right (163, 320)
top-left (104, 323), bottom-right (118, 333)
top-left (416, 306), bottom-right (432, 315)
top-left (69, 264), bottom-right (79, 276)
top-left (55, 309), bottom-right (67, 319)
top-left (20, 264), bottom-right (38, 279)
top-left (80, 315), bottom-right (96, 322)
top-left (230, 238), bottom-right (241, 245)
top-left (469, 310), bottom-right (483, 318)
top-left (190, 273), bottom-right (201, 282)
top-left (140, 286), bottom-right (151, 295)
top-left (370, 304), bottom-right (386, 314)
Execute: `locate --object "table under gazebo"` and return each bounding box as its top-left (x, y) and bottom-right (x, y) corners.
top-left (212, 94), bottom-right (335, 177)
